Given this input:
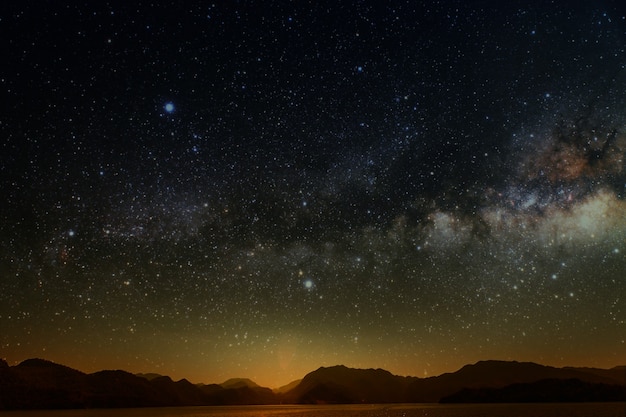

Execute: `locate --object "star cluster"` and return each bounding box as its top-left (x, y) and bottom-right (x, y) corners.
top-left (1, 1), bottom-right (625, 387)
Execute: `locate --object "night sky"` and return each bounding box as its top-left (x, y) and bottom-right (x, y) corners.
top-left (2, 1), bottom-right (626, 388)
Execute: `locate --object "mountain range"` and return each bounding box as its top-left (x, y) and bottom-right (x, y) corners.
top-left (0, 358), bottom-right (624, 409)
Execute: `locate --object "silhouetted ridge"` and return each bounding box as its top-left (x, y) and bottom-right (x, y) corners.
top-left (220, 378), bottom-right (260, 389)
top-left (273, 378), bottom-right (301, 394)
top-left (404, 360), bottom-right (622, 402)
top-left (135, 372), bottom-right (165, 381)
top-left (18, 358), bottom-right (66, 368)
top-left (1, 358), bottom-right (624, 409)
top-left (0, 359), bottom-right (279, 409)
top-left (563, 365), bottom-right (626, 385)
top-left (440, 378), bottom-right (626, 403)
top-left (284, 365), bottom-right (415, 403)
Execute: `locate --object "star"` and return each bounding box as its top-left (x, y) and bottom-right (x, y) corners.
top-left (2, 0), bottom-right (625, 390)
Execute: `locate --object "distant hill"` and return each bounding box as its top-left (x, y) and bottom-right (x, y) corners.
top-left (404, 360), bottom-right (624, 402)
top-left (1, 359), bottom-right (168, 409)
top-left (283, 360), bottom-right (626, 404)
top-left (0, 358), bottom-right (277, 410)
top-left (440, 378), bottom-right (626, 403)
top-left (282, 365), bottom-right (414, 403)
top-left (1, 358), bottom-right (624, 409)
top-left (203, 383), bottom-right (276, 405)
top-left (135, 372), bottom-right (165, 381)
top-left (563, 366), bottom-right (626, 385)
top-left (274, 378), bottom-right (301, 394)
top-left (220, 378), bottom-right (260, 389)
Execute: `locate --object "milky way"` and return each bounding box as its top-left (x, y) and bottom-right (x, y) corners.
top-left (1, 1), bottom-right (625, 387)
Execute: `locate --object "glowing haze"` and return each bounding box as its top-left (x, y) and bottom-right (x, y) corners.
top-left (1, 1), bottom-right (625, 388)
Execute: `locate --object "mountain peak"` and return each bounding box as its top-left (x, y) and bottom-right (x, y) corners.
top-left (220, 378), bottom-right (260, 389)
top-left (18, 358), bottom-right (64, 368)
top-left (15, 358), bottom-right (85, 376)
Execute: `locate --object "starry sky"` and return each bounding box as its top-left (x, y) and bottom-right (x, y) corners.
top-left (1, 1), bottom-right (626, 388)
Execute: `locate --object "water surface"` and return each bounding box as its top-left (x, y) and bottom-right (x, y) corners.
top-left (2, 403), bottom-right (625, 417)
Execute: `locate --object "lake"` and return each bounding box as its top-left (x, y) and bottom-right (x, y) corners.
top-left (1, 403), bottom-right (625, 417)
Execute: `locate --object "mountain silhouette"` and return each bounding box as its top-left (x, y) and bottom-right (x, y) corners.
top-left (282, 360), bottom-right (626, 404)
top-left (440, 378), bottom-right (626, 403)
top-left (135, 372), bottom-right (165, 381)
top-left (1, 358), bottom-right (624, 409)
top-left (203, 384), bottom-right (277, 405)
top-left (273, 378), bottom-right (302, 394)
top-left (283, 365), bottom-right (414, 403)
top-left (404, 360), bottom-right (625, 402)
top-left (0, 358), bottom-right (277, 409)
top-left (563, 366), bottom-right (626, 385)
top-left (220, 378), bottom-right (260, 389)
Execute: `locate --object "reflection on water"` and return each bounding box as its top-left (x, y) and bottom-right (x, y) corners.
top-left (2, 403), bottom-right (625, 417)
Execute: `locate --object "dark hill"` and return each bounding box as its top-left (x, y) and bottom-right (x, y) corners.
top-left (86, 370), bottom-right (167, 408)
top-left (283, 365), bottom-right (416, 403)
top-left (440, 378), bottom-right (626, 403)
top-left (284, 361), bottom-right (626, 404)
top-left (205, 385), bottom-right (277, 405)
top-left (274, 378), bottom-right (301, 394)
top-left (563, 366), bottom-right (626, 385)
top-left (135, 372), bottom-right (165, 381)
top-left (405, 360), bottom-right (622, 402)
top-left (0, 359), bottom-right (278, 409)
top-left (220, 378), bottom-right (260, 389)
top-left (7, 359), bottom-right (88, 409)
top-left (149, 376), bottom-right (210, 405)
